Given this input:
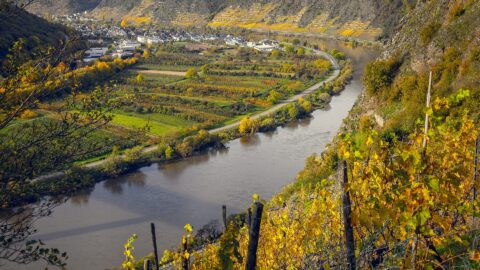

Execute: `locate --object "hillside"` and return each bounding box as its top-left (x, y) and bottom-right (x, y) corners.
top-left (0, 6), bottom-right (67, 60)
top-left (28, 0), bottom-right (409, 40)
top-left (143, 1), bottom-right (480, 269)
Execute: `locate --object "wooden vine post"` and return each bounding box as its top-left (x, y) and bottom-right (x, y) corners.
top-left (246, 201), bottom-right (264, 270)
top-left (150, 223), bottom-right (160, 270)
top-left (473, 135), bottom-right (480, 228)
top-left (341, 160), bottom-right (356, 270)
top-left (144, 259), bottom-right (152, 270)
top-left (247, 207), bottom-right (252, 232)
top-left (222, 204), bottom-right (227, 230)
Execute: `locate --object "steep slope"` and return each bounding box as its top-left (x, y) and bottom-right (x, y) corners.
top-left (28, 0), bottom-right (409, 40)
top-left (148, 1), bottom-right (480, 269)
top-left (0, 6), bottom-right (67, 60)
top-left (28, 0), bottom-right (101, 15)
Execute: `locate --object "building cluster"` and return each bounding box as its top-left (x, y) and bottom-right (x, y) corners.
top-left (52, 13), bottom-right (282, 63)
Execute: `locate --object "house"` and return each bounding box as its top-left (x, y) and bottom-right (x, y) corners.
top-left (120, 40), bottom-right (141, 52)
top-left (84, 47), bottom-right (108, 59)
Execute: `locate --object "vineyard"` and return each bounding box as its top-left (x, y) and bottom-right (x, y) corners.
top-left (108, 44), bottom-right (331, 139)
top-left (120, 1), bottom-right (480, 269)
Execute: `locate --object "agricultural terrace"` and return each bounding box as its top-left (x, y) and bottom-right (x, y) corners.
top-left (110, 42), bottom-right (333, 138)
top-left (3, 41), bottom-right (333, 166)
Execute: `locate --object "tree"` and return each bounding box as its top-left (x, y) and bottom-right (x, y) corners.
top-left (363, 58), bottom-right (401, 95)
top-left (314, 58), bottom-right (332, 70)
top-left (239, 117), bottom-right (258, 135)
top-left (136, 73), bottom-right (144, 84)
top-left (165, 145), bottom-right (174, 159)
top-left (287, 103), bottom-right (299, 119)
top-left (285, 45), bottom-right (295, 55)
top-left (270, 49), bottom-right (281, 58)
top-left (298, 98), bottom-right (312, 113)
top-left (120, 19), bottom-right (127, 28)
top-left (0, 32), bottom-right (114, 268)
top-left (185, 68), bottom-right (199, 80)
top-left (142, 49), bottom-right (151, 58)
top-left (292, 39), bottom-right (301, 45)
top-left (296, 47), bottom-right (305, 56)
top-left (267, 90), bottom-right (282, 104)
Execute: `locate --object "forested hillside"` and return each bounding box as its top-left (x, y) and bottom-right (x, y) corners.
top-left (0, 6), bottom-right (67, 61)
top-left (144, 1), bottom-right (480, 269)
top-left (28, 0), bottom-right (409, 40)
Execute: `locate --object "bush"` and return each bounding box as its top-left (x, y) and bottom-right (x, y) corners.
top-left (363, 58), bottom-right (401, 96)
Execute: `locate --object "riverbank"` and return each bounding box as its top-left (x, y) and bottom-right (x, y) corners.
top-left (0, 48), bottom-right (352, 209)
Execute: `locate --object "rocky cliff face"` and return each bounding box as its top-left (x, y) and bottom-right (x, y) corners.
top-left (28, 0), bottom-right (409, 40)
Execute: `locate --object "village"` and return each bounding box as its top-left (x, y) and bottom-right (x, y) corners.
top-left (52, 13), bottom-right (282, 63)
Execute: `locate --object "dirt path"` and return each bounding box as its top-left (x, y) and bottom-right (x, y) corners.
top-left (33, 49), bottom-right (340, 181)
top-left (134, 69), bottom-right (186, 76)
top-left (209, 49), bottom-right (340, 133)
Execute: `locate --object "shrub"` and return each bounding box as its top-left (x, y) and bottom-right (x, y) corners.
top-left (363, 58), bottom-right (402, 96)
top-left (267, 90), bottom-right (282, 104)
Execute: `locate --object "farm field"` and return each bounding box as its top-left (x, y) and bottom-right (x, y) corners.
top-left (109, 42), bottom-right (332, 138)
top-left (4, 41), bottom-right (333, 165)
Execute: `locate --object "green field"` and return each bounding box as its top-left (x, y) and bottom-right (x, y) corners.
top-left (110, 113), bottom-right (180, 136)
top-left (12, 41), bottom-right (332, 163)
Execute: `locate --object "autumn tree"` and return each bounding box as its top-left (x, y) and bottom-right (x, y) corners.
top-left (136, 73), bottom-right (144, 84)
top-left (120, 19), bottom-right (127, 28)
top-left (285, 45), bottom-right (295, 55)
top-left (142, 49), bottom-right (151, 58)
top-left (185, 67), bottom-right (199, 80)
top-left (239, 117), bottom-right (258, 135)
top-left (296, 47), bottom-right (305, 56)
top-left (0, 11), bottom-right (115, 268)
top-left (267, 90), bottom-right (282, 104)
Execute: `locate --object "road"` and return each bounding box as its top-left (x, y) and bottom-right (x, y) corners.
top-left (33, 49), bottom-right (340, 181)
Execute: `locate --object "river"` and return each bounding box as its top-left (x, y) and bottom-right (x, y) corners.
top-left (3, 41), bottom-right (378, 270)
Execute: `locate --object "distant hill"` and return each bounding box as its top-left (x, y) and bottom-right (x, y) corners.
top-left (28, 0), bottom-right (410, 41)
top-left (0, 6), bottom-right (67, 60)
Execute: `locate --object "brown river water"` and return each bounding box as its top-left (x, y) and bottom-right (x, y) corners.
top-left (2, 41), bottom-right (378, 270)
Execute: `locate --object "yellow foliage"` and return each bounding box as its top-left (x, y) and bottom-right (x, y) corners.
top-left (19, 109), bottom-right (38, 119)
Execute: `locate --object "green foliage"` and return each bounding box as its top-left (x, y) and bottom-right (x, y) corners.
top-left (287, 103), bottom-right (299, 119)
top-left (363, 58), bottom-right (401, 96)
top-left (136, 73), bottom-right (144, 84)
top-left (285, 45), bottom-right (295, 54)
top-left (329, 49), bottom-right (346, 60)
top-left (185, 67), bottom-right (199, 79)
top-left (267, 90), bottom-right (282, 104)
top-left (270, 49), bottom-right (281, 58)
top-left (296, 47), bottom-right (305, 56)
top-left (0, 7), bottom-right (68, 61)
top-left (165, 145), bottom-right (174, 159)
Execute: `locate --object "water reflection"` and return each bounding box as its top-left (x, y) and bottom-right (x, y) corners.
top-left (102, 172), bottom-right (147, 194)
top-left (239, 134), bottom-right (261, 146)
top-left (69, 190), bottom-right (94, 205)
top-left (1, 38), bottom-right (380, 270)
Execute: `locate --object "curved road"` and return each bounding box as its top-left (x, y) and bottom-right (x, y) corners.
top-left (34, 48), bottom-right (340, 180)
